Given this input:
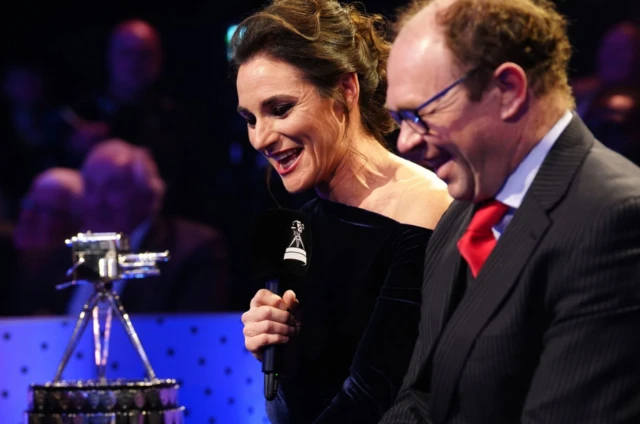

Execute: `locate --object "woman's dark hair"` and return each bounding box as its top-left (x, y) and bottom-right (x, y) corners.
top-left (230, 0), bottom-right (395, 144)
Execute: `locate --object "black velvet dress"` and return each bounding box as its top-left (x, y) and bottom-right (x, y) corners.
top-left (266, 197), bottom-right (433, 423)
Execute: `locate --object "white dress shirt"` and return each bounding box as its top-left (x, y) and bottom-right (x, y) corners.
top-left (492, 110), bottom-right (573, 239)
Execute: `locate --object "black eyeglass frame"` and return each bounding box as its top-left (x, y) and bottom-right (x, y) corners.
top-left (388, 68), bottom-right (480, 135)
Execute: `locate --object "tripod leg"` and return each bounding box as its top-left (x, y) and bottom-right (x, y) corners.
top-left (106, 291), bottom-right (157, 380)
top-left (54, 292), bottom-right (99, 382)
top-left (92, 296), bottom-right (113, 384)
top-left (102, 304), bottom-right (113, 380)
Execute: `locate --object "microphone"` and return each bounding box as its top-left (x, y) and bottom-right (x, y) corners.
top-left (249, 208), bottom-right (312, 401)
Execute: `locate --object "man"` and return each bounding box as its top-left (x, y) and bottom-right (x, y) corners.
top-left (572, 21), bottom-right (640, 116)
top-left (51, 19), bottom-right (204, 221)
top-left (66, 139), bottom-right (230, 314)
top-left (382, 0), bottom-right (640, 423)
top-left (0, 59), bottom-right (58, 220)
top-left (55, 19), bottom-right (165, 168)
top-left (583, 84), bottom-right (640, 166)
top-left (3, 167), bottom-right (83, 316)
top-left (14, 167), bottom-right (83, 250)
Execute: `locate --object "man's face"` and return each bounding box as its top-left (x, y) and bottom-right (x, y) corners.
top-left (587, 92), bottom-right (639, 155)
top-left (108, 25), bottom-right (162, 93)
top-left (82, 158), bottom-right (149, 233)
top-left (16, 186), bottom-right (76, 249)
top-left (386, 11), bottom-right (512, 203)
top-left (597, 25), bottom-right (640, 85)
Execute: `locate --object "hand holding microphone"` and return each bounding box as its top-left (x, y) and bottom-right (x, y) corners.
top-left (241, 288), bottom-right (300, 361)
top-left (245, 208), bottom-right (312, 401)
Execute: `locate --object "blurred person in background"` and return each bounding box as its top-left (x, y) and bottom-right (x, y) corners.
top-left (50, 18), bottom-right (205, 221)
top-left (2, 167), bottom-right (83, 316)
top-left (65, 139), bottom-right (229, 315)
top-left (583, 84), bottom-right (640, 165)
top-left (13, 167), bottom-right (83, 250)
top-left (572, 21), bottom-right (640, 116)
top-left (0, 58), bottom-right (59, 221)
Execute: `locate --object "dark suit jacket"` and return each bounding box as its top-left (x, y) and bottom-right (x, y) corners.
top-left (0, 233), bottom-right (74, 317)
top-left (381, 115), bottom-right (640, 423)
top-left (118, 216), bottom-right (230, 313)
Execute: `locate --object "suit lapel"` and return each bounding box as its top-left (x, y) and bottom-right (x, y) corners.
top-left (428, 115), bottom-right (595, 423)
top-left (412, 202), bottom-right (473, 384)
top-left (429, 195), bottom-right (550, 422)
top-left (429, 205), bottom-right (474, 337)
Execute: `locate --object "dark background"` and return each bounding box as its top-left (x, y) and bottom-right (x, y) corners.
top-left (1, 0), bottom-right (637, 308)
top-left (2, 0), bottom-right (638, 159)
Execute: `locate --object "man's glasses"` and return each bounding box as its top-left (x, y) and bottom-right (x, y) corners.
top-left (388, 70), bottom-right (476, 135)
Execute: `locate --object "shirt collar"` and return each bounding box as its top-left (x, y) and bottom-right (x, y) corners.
top-left (495, 110), bottom-right (573, 209)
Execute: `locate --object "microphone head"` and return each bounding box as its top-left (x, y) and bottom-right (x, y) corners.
top-left (250, 208), bottom-right (312, 279)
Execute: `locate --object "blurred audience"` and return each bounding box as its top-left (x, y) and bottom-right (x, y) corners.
top-left (1, 16), bottom-right (637, 316)
top-left (583, 84), bottom-right (640, 165)
top-left (572, 21), bottom-right (640, 116)
top-left (1, 168), bottom-right (83, 316)
top-left (50, 18), bottom-right (205, 221)
top-left (66, 139), bottom-right (229, 314)
top-left (0, 59), bottom-right (59, 220)
top-left (14, 167), bottom-right (83, 250)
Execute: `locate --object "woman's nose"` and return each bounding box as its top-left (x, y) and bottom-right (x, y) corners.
top-left (250, 119), bottom-right (279, 152)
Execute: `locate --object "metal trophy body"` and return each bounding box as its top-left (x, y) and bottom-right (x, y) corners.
top-left (24, 232), bottom-right (185, 423)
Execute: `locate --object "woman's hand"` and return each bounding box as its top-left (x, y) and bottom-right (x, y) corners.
top-left (241, 289), bottom-right (300, 361)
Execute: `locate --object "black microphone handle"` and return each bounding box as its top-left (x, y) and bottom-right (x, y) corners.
top-left (262, 279), bottom-right (283, 401)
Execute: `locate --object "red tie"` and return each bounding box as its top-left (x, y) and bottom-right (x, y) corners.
top-left (457, 199), bottom-right (509, 278)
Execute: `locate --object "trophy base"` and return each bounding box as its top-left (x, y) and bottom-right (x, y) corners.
top-left (25, 409), bottom-right (184, 424)
top-left (25, 379), bottom-right (184, 423)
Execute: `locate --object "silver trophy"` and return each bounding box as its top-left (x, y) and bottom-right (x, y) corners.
top-left (24, 232), bottom-right (185, 423)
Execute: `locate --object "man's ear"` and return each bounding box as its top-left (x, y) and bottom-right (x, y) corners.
top-left (493, 62), bottom-right (528, 121)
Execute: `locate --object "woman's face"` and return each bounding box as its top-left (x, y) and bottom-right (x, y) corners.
top-left (236, 55), bottom-right (348, 193)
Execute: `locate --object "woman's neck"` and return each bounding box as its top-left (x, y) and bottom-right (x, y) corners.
top-left (314, 134), bottom-right (397, 208)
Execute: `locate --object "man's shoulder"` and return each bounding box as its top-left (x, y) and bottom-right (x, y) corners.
top-left (438, 200), bottom-right (473, 222)
top-left (428, 200), bottom-right (472, 244)
top-left (572, 142), bottom-right (640, 205)
top-left (526, 141), bottom-right (640, 241)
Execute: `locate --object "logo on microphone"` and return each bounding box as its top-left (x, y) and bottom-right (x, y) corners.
top-left (284, 220), bottom-right (306, 265)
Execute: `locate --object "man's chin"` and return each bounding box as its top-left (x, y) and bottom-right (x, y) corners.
top-left (445, 181), bottom-right (475, 202)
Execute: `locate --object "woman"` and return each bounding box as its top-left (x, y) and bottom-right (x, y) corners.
top-left (232, 0), bottom-right (451, 422)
